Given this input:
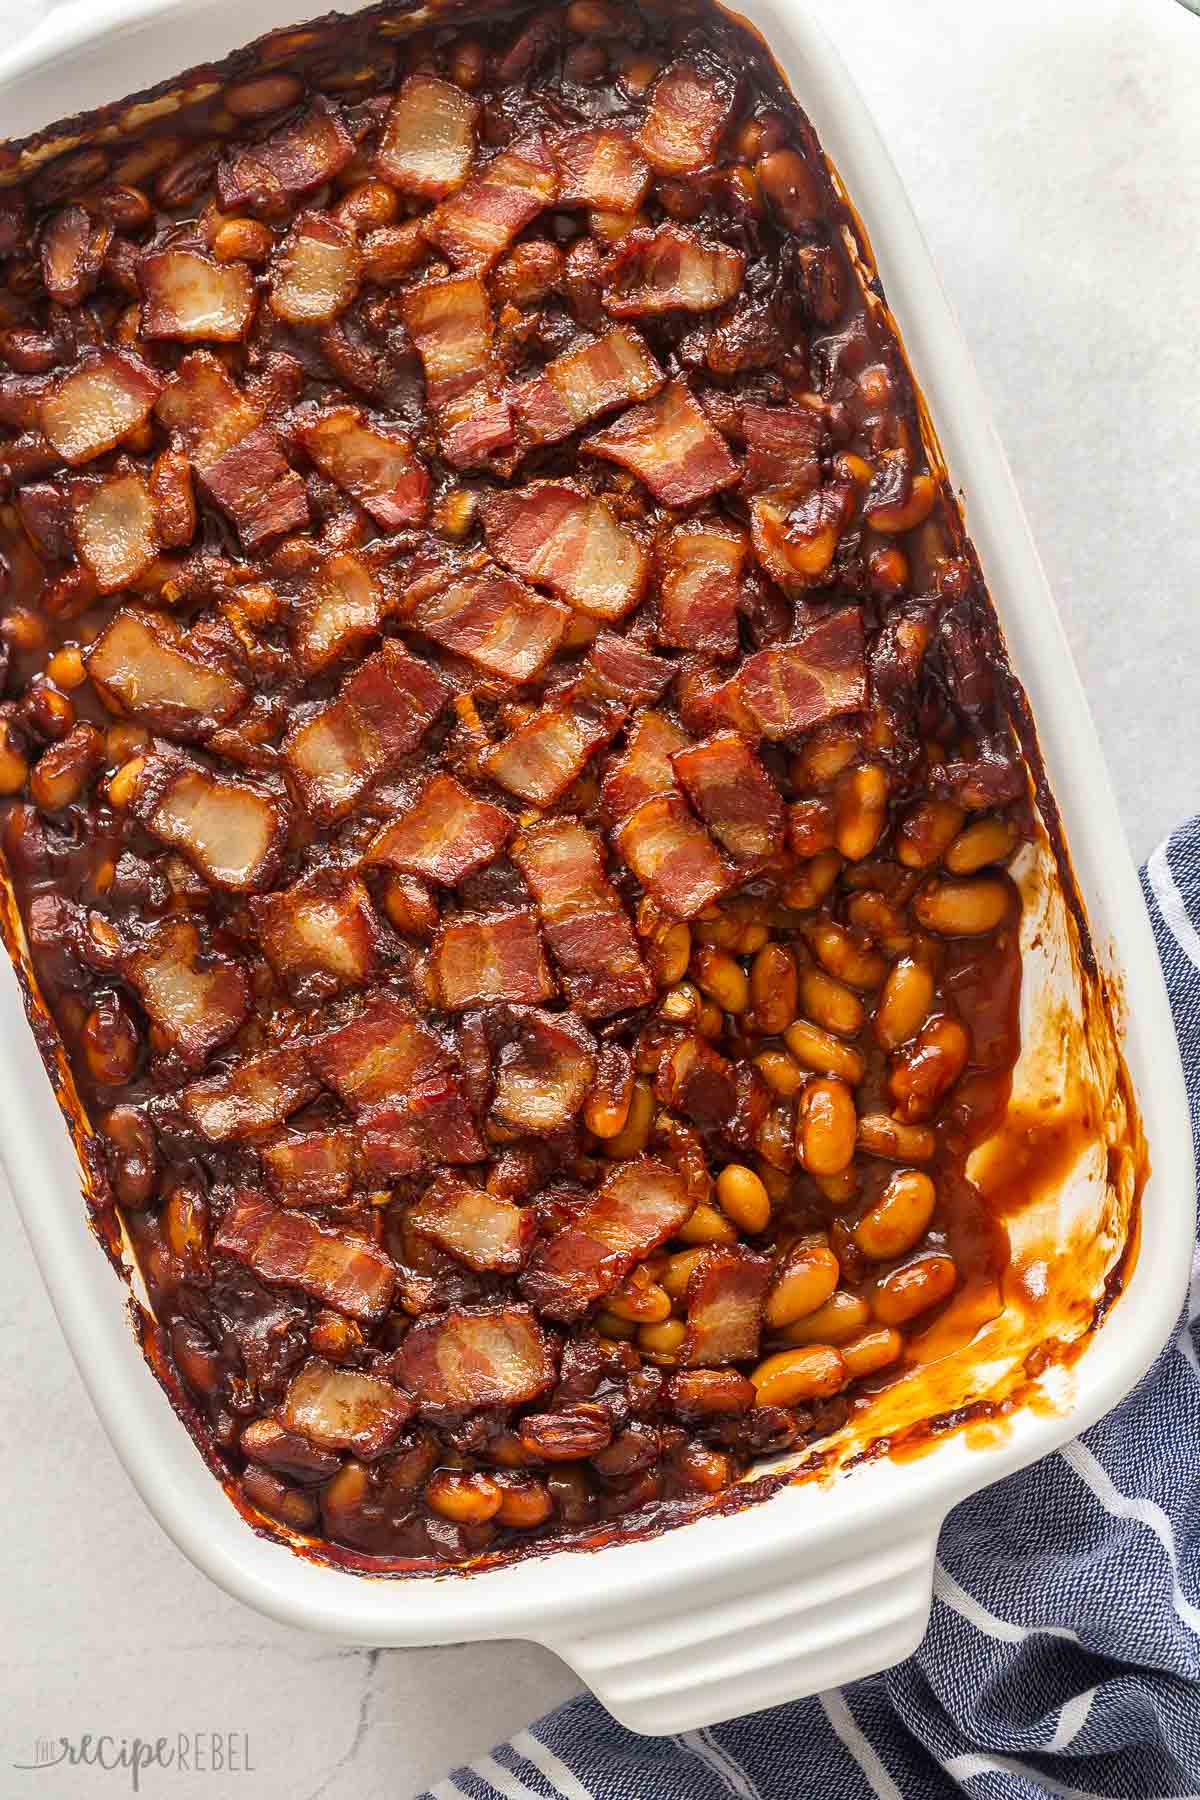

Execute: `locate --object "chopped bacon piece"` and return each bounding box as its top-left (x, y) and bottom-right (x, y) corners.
top-left (70, 470), bottom-right (159, 593)
top-left (198, 425), bottom-right (311, 552)
top-left (252, 868), bottom-right (380, 999)
top-left (132, 751), bottom-right (288, 893)
top-left (217, 96), bottom-right (355, 212)
top-left (290, 551), bottom-right (382, 677)
top-left (359, 1073), bottom-right (486, 1176)
top-left (749, 483), bottom-right (855, 593)
top-left (742, 402), bottom-right (822, 498)
top-left (481, 482), bottom-right (647, 621)
top-left (149, 447), bottom-right (197, 548)
top-left (269, 212), bottom-right (361, 326)
top-left (585, 381), bottom-right (739, 508)
top-left (375, 74), bottom-right (478, 198)
top-left (612, 791), bottom-right (728, 918)
top-left (408, 566), bottom-right (567, 684)
top-left (512, 325), bottom-right (663, 447)
top-left (602, 224), bottom-right (743, 316)
top-left (656, 515), bottom-right (746, 656)
top-left (282, 640), bottom-right (450, 822)
top-left (479, 694), bottom-right (623, 806)
top-left (430, 909), bottom-right (556, 1010)
top-left (634, 52), bottom-right (737, 175)
top-left (397, 1306), bottom-right (557, 1409)
top-left (400, 275), bottom-right (510, 470)
top-left (365, 772), bottom-right (512, 886)
top-left (407, 1175), bottom-right (535, 1273)
top-left (377, 871), bottom-right (439, 939)
top-left (181, 1046), bottom-right (320, 1142)
top-left (672, 733), bottom-right (786, 864)
top-left (667, 1366), bottom-right (756, 1414)
top-left (511, 818), bottom-right (654, 1019)
top-left (682, 1246), bottom-right (772, 1366)
top-left (299, 407), bottom-right (429, 530)
top-left (425, 136), bottom-right (556, 271)
top-left (675, 661), bottom-right (759, 737)
top-left (39, 349), bottom-right (161, 465)
top-left (520, 1156), bottom-right (691, 1321)
top-left (735, 606), bottom-right (867, 739)
top-left (280, 1360), bottom-right (410, 1455)
top-left (491, 1009), bottom-right (597, 1136)
top-left (580, 631), bottom-right (675, 705)
top-left (601, 709), bottom-right (690, 823)
top-left (124, 915), bottom-right (251, 1067)
top-left (84, 607), bottom-right (248, 740)
top-left (655, 1032), bottom-right (736, 1127)
top-left (307, 990), bottom-right (450, 1112)
top-left (262, 1130), bottom-right (356, 1207)
top-left (240, 1417), bottom-right (342, 1479)
top-left (553, 126), bottom-right (651, 213)
top-left (216, 1190), bottom-right (395, 1321)
top-left (154, 349), bottom-right (258, 465)
top-left (139, 247), bottom-right (256, 342)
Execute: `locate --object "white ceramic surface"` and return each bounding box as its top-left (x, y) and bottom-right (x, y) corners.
top-left (0, 0), bottom-right (1195, 1758)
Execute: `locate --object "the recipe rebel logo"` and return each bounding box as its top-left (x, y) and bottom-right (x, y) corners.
top-left (12, 1733), bottom-right (256, 1791)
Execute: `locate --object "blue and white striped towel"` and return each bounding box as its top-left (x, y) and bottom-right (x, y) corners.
top-left (424, 820), bottom-right (1200, 1800)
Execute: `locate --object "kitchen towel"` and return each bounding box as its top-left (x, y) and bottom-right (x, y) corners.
top-left (422, 817), bottom-right (1200, 1800)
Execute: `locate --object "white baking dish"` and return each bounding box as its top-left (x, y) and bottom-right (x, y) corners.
top-left (0, 0), bottom-right (1192, 1738)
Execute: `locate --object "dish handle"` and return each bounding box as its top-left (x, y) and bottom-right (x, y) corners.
top-left (540, 1513), bottom-right (942, 1736)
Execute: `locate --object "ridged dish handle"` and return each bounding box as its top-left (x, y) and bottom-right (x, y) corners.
top-left (541, 1516), bottom-right (941, 1736)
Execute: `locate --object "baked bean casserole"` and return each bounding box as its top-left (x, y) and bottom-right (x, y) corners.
top-left (0, 0), bottom-right (1038, 1567)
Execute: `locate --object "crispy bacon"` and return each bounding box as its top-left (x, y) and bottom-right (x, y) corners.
top-left (655, 1032), bottom-right (736, 1126)
top-left (742, 402), bottom-right (822, 498)
top-left (482, 482), bottom-right (647, 621)
top-left (216, 1190), bottom-right (396, 1321)
top-left (279, 1358), bottom-right (412, 1455)
top-left (634, 53), bottom-right (737, 175)
top-left (512, 325), bottom-right (663, 447)
top-left (735, 606), bottom-right (867, 739)
top-left (39, 349), bottom-right (161, 465)
top-left (430, 909), bottom-right (556, 1010)
top-left (198, 425), bottom-right (312, 551)
top-left (282, 639), bottom-right (450, 822)
top-left (397, 1306), bottom-right (557, 1409)
top-left (749, 483), bottom-right (855, 593)
top-left (149, 447), bottom-right (197, 548)
top-left (681, 1246), bottom-right (772, 1366)
top-left (672, 732), bottom-right (785, 864)
top-left (289, 551), bottom-right (382, 677)
top-left (580, 631), bottom-right (675, 705)
top-left (124, 915), bottom-right (251, 1067)
top-left (667, 1367), bottom-right (756, 1414)
top-left (553, 126), bottom-right (651, 212)
top-left (612, 791), bottom-right (728, 918)
top-left (307, 990), bottom-right (450, 1111)
top-left (181, 1046), bottom-right (320, 1142)
top-left (269, 212), bottom-right (362, 326)
top-left (602, 224), bottom-right (743, 316)
top-left (262, 1130), bottom-right (356, 1207)
top-left (139, 247), bottom-right (256, 342)
top-left (479, 694), bottom-right (623, 806)
top-left (601, 709), bottom-right (690, 822)
top-left (375, 74), bottom-right (478, 198)
top-left (491, 1008), bottom-right (597, 1136)
top-left (656, 515), bottom-right (746, 656)
top-left (424, 136), bottom-right (556, 271)
top-left (70, 470), bottom-right (159, 593)
top-left (217, 96), bottom-right (355, 212)
top-left (511, 818), bottom-right (654, 1018)
top-left (584, 381), bottom-right (739, 507)
top-left (299, 407), bottom-right (429, 529)
top-left (399, 275), bottom-right (511, 469)
top-left (675, 661), bottom-right (759, 737)
top-left (365, 772), bottom-right (512, 886)
top-left (519, 1156), bottom-right (691, 1321)
top-left (407, 565), bottom-right (567, 684)
top-left (252, 868), bottom-right (380, 998)
top-left (154, 349), bottom-right (258, 464)
top-left (132, 751), bottom-right (288, 893)
top-left (359, 1073), bottom-right (486, 1176)
top-left (85, 607), bottom-right (247, 740)
top-left (407, 1174), bottom-right (535, 1273)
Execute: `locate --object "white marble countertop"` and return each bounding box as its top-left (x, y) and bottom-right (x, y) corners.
top-left (2, 1), bottom-right (1197, 1794)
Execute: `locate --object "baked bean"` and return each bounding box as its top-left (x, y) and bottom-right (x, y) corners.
top-left (749, 942), bottom-right (798, 1034)
top-left (914, 877), bottom-right (1011, 937)
top-left (495, 1477), bottom-right (553, 1529)
top-left (225, 72), bottom-right (304, 118)
top-left (605, 1277), bottom-right (672, 1323)
top-left (521, 1408), bottom-right (612, 1461)
top-left (45, 646), bottom-right (85, 690)
top-left (309, 1311), bottom-right (362, 1360)
top-left (617, 51), bottom-right (661, 93)
top-left (888, 1015), bottom-right (970, 1119)
top-left (595, 1310), bottom-right (637, 1341)
top-left (755, 148), bottom-right (824, 229)
top-left (835, 764), bottom-right (889, 861)
top-left (659, 979), bottom-right (702, 1027)
top-left (637, 1317), bottom-right (687, 1363)
top-left (693, 946), bottom-right (749, 1015)
top-left (787, 795), bottom-right (836, 857)
top-left (764, 1241), bottom-right (840, 1328)
top-left (668, 1368), bottom-right (756, 1414)
top-left (82, 991), bottom-right (140, 1086)
top-left (676, 1444), bottom-right (734, 1493)
top-left (792, 723), bottom-right (859, 787)
top-left (842, 1327), bottom-right (904, 1379)
top-left (869, 472), bottom-right (937, 534)
top-left (856, 1112), bottom-right (935, 1162)
top-left (212, 217), bottom-right (274, 263)
top-left (873, 956), bottom-right (934, 1051)
top-left (425, 1470), bottom-right (503, 1523)
top-left (874, 1253), bottom-right (957, 1325)
top-left (647, 919), bottom-right (691, 986)
top-left (0, 718), bottom-right (28, 794)
top-left (30, 722), bottom-right (102, 812)
top-left (783, 848), bottom-right (843, 911)
top-left (754, 1048), bottom-right (806, 1096)
top-left (676, 1202), bottom-right (739, 1246)
top-left (796, 1076), bottom-right (857, 1176)
top-left (779, 1290), bottom-right (871, 1346)
top-left (697, 999), bottom-right (724, 1038)
top-left (333, 180), bottom-right (400, 233)
top-left (602, 1078), bottom-right (653, 1158)
top-left (20, 682), bottom-right (75, 741)
top-left (799, 967), bottom-right (865, 1037)
top-left (661, 1246), bottom-right (709, 1300)
top-left (100, 1104), bottom-right (157, 1209)
top-left (807, 921), bottom-right (887, 991)
top-left (783, 1017), bottom-right (866, 1084)
top-left (945, 816), bottom-right (1017, 874)
top-left (243, 1465), bottom-right (318, 1532)
top-left (715, 1163), bottom-right (771, 1234)
top-left (854, 1169), bottom-right (936, 1260)
top-left (815, 1167), bottom-right (859, 1206)
top-left (584, 1049), bottom-right (634, 1139)
top-left (868, 544), bottom-right (909, 593)
top-left (751, 1344), bottom-right (847, 1405)
top-left (897, 798), bottom-right (966, 868)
